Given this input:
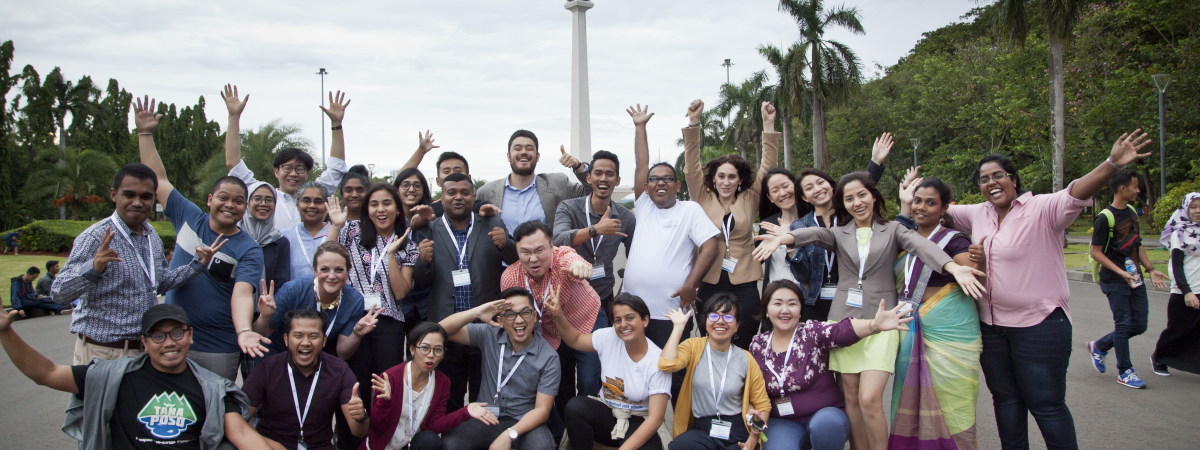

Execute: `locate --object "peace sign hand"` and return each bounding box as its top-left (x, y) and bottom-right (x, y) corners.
top-left (257, 279), bottom-right (277, 319)
top-left (354, 307), bottom-right (383, 337)
top-left (194, 235), bottom-right (228, 266)
top-left (544, 285), bottom-right (563, 319)
top-left (371, 372), bottom-right (392, 402)
top-left (594, 207), bottom-right (627, 237)
top-left (93, 227), bottom-right (123, 273)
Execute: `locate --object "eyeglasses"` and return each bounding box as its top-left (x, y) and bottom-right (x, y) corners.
top-left (250, 195), bottom-right (275, 205)
top-left (647, 176), bottom-right (677, 184)
top-left (298, 197), bottom-right (327, 206)
top-left (415, 345), bottom-right (445, 357)
top-left (707, 313), bottom-right (736, 323)
top-left (398, 182), bottom-right (423, 191)
top-left (978, 172), bottom-right (1012, 185)
top-left (499, 308), bottom-right (536, 321)
top-left (146, 327), bottom-right (190, 343)
top-left (279, 164), bottom-right (308, 175)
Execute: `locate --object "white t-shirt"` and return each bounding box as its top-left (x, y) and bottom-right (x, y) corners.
top-left (592, 328), bottom-right (671, 411)
top-left (386, 364), bottom-right (435, 450)
top-left (624, 193), bottom-right (720, 319)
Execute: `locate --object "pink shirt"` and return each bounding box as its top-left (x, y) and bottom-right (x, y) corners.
top-left (946, 181), bottom-right (1090, 327)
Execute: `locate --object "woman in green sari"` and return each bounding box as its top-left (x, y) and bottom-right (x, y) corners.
top-left (889, 171), bottom-right (983, 450)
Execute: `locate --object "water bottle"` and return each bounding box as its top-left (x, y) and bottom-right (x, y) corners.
top-left (1125, 258), bottom-right (1144, 288)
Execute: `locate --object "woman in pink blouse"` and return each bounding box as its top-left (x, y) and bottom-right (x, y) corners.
top-left (947, 130), bottom-right (1152, 450)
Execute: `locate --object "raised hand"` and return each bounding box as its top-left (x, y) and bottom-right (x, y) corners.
top-left (0, 309), bottom-right (18, 331)
top-left (559, 145), bottom-right (583, 171)
top-left (873, 300), bottom-right (914, 332)
top-left (752, 234), bottom-right (786, 262)
top-left (327, 196), bottom-right (347, 227)
top-left (320, 90), bottom-right (351, 125)
top-left (346, 382), bottom-right (366, 422)
top-left (418, 239), bottom-right (434, 265)
top-left (385, 228), bottom-right (412, 255)
top-left (237, 329), bottom-right (271, 357)
top-left (478, 204), bottom-right (502, 217)
top-left (133, 96), bottom-right (163, 134)
top-left (370, 372), bottom-right (392, 402)
top-left (354, 307), bottom-right (383, 337)
top-left (899, 176), bottom-right (923, 206)
top-left (1108, 129), bottom-right (1152, 166)
top-left (417, 130), bottom-right (439, 155)
top-left (565, 260), bottom-right (591, 280)
top-left (665, 307), bottom-right (692, 328)
top-left (871, 132), bottom-right (894, 164)
top-left (411, 204), bottom-right (436, 222)
top-left (758, 219), bottom-right (787, 238)
top-left (194, 235), bottom-right (229, 266)
top-left (220, 84), bottom-right (248, 116)
top-left (594, 207), bottom-right (627, 237)
top-left (257, 279), bottom-right (277, 319)
top-left (477, 299), bottom-right (512, 325)
top-left (93, 227), bottom-right (123, 273)
top-left (468, 402), bottom-right (500, 426)
top-left (627, 104), bottom-right (654, 127)
top-left (901, 166), bottom-right (921, 191)
top-left (687, 99), bottom-right (704, 126)
top-left (761, 102), bottom-right (776, 131)
top-left (670, 283), bottom-right (698, 312)
top-left (489, 227), bottom-right (507, 249)
top-left (543, 285), bottom-right (563, 318)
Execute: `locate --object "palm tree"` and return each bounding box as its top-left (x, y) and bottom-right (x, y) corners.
top-left (39, 67), bottom-right (100, 151)
top-left (195, 119), bottom-right (313, 194)
top-left (759, 42), bottom-right (812, 170)
top-left (711, 70), bottom-right (773, 164)
top-left (23, 146), bottom-right (117, 220)
top-left (991, 0), bottom-right (1081, 192)
top-left (778, 0), bottom-right (865, 171)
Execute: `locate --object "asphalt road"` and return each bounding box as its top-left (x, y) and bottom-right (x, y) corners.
top-left (3, 280), bottom-right (1199, 449)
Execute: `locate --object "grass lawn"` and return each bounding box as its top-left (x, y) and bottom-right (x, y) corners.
top-left (0, 255), bottom-right (64, 307)
top-left (1063, 244), bottom-right (1169, 272)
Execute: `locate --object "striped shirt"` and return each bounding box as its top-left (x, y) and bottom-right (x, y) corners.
top-left (500, 246), bottom-right (600, 349)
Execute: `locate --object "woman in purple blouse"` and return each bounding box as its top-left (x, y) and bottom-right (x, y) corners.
top-left (748, 280), bottom-right (911, 450)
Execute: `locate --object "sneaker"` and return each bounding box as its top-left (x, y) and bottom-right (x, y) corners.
top-left (1086, 341), bottom-right (1107, 373)
top-left (1150, 354), bottom-right (1170, 376)
top-left (1118, 368), bottom-right (1147, 389)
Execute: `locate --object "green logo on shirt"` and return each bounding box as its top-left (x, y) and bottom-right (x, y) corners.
top-left (137, 392), bottom-right (198, 439)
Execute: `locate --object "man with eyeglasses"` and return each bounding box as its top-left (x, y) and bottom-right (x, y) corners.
top-left (221, 85), bottom-right (350, 232)
top-left (0, 303), bottom-right (276, 449)
top-left (439, 287), bottom-right (560, 450)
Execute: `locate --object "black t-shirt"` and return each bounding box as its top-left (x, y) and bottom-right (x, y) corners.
top-left (1091, 205), bottom-right (1141, 285)
top-left (72, 363), bottom-right (239, 449)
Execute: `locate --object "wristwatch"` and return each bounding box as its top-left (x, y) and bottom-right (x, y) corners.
top-left (507, 428), bottom-right (519, 440)
top-left (588, 225), bottom-right (597, 238)
top-left (576, 162), bottom-right (590, 173)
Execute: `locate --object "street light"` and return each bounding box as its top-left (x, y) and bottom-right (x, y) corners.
top-left (910, 138), bottom-right (920, 168)
top-left (316, 68), bottom-right (329, 168)
top-left (367, 163), bottom-right (375, 180)
top-left (1153, 73), bottom-right (1171, 198)
top-left (721, 59), bottom-right (733, 129)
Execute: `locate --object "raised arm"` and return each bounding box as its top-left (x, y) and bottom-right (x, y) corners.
top-left (657, 308), bottom-right (695, 372)
top-left (321, 91), bottom-right (350, 163)
top-left (682, 100), bottom-right (706, 202)
top-left (439, 300), bottom-right (508, 346)
top-left (544, 286), bottom-right (593, 353)
top-left (134, 96), bottom-right (174, 206)
top-left (220, 84), bottom-right (248, 171)
top-left (628, 104), bottom-right (653, 199)
top-left (0, 311), bottom-right (78, 393)
top-left (1070, 130), bottom-right (1152, 200)
top-left (753, 102), bottom-right (779, 193)
top-left (401, 130), bottom-right (439, 171)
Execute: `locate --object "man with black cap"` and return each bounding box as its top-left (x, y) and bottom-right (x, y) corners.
top-left (0, 304), bottom-right (276, 449)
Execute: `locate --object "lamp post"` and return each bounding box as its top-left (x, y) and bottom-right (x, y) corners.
top-left (316, 68), bottom-right (329, 168)
top-left (721, 59), bottom-right (733, 129)
top-left (1153, 73), bottom-right (1171, 198)
top-left (910, 138), bottom-right (920, 168)
top-left (367, 163), bottom-right (375, 180)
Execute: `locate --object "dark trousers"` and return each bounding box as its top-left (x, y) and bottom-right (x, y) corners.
top-left (19, 298), bottom-right (69, 314)
top-left (645, 318), bottom-right (692, 405)
top-left (337, 315), bottom-right (407, 450)
top-left (668, 415), bottom-right (751, 450)
top-left (800, 299), bottom-right (833, 323)
top-left (409, 430), bottom-right (444, 450)
top-left (1094, 282), bottom-right (1150, 373)
top-left (1153, 293), bottom-right (1200, 374)
top-left (698, 272), bottom-right (762, 350)
top-left (598, 294), bottom-right (615, 331)
top-left (442, 341), bottom-right (483, 411)
top-left (565, 396), bottom-right (661, 450)
top-left (979, 308), bottom-right (1077, 450)
top-left (441, 416), bottom-right (555, 450)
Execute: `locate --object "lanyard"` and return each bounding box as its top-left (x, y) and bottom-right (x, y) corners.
top-left (722, 213), bottom-right (734, 256)
top-left (856, 229), bottom-right (872, 289)
top-left (764, 326), bottom-right (799, 383)
top-left (584, 198), bottom-right (604, 258)
top-left (442, 214), bottom-right (475, 269)
top-left (109, 213), bottom-right (155, 288)
top-left (494, 344), bottom-right (528, 401)
top-left (903, 224), bottom-right (941, 298)
top-left (313, 278), bottom-right (340, 337)
top-left (705, 342), bottom-right (733, 408)
top-left (294, 224), bottom-right (329, 250)
top-left (823, 217), bottom-right (837, 282)
top-left (368, 233), bottom-right (397, 286)
top-left (287, 363), bottom-right (322, 441)
top-left (406, 363), bottom-right (432, 437)
top-left (523, 274), bottom-right (550, 316)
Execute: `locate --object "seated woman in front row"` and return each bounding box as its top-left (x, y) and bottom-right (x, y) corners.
top-left (659, 293), bottom-right (772, 450)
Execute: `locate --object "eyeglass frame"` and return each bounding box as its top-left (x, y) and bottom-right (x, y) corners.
top-left (414, 344), bottom-right (445, 357)
top-left (707, 313), bottom-right (736, 323)
top-left (647, 175), bottom-right (677, 184)
top-left (498, 308), bottom-right (537, 322)
top-left (249, 195), bottom-right (276, 206)
top-left (298, 197), bottom-right (327, 206)
top-left (397, 181), bottom-right (423, 191)
top-left (977, 172), bottom-right (1013, 185)
top-left (278, 164), bottom-right (308, 175)
top-left (145, 327), bottom-right (191, 344)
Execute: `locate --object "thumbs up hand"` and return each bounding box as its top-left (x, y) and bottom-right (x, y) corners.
top-left (559, 145), bottom-right (584, 172)
top-left (347, 382), bottom-right (366, 422)
top-left (593, 206), bottom-right (626, 238)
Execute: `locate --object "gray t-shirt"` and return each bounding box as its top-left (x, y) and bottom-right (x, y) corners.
top-left (690, 343), bottom-right (748, 418)
top-left (468, 323), bottom-right (561, 420)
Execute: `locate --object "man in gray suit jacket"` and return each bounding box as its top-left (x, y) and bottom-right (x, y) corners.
top-left (412, 173), bottom-right (517, 410)
top-left (476, 129), bottom-right (592, 234)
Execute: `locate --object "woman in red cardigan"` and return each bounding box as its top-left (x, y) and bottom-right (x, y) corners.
top-left (360, 322), bottom-right (496, 450)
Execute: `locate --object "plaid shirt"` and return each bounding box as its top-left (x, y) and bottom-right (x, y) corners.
top-left (51, 215), bottom-right (205, 341)
top-left (450, 225), bottom-right (473, 313)
top-left (500, 246), bottom-right (600, 349)
top-left (339, 220), bottom-right (419, 320)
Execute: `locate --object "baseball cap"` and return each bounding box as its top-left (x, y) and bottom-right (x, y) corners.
top-left (141, 304), bottom-right (190, 335)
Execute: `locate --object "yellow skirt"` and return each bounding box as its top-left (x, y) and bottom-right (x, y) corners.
top-left (829, 329), bottom-right (900, 374)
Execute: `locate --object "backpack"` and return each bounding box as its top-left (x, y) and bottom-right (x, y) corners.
top-left (1089, 208), bottom-right (1140, 284)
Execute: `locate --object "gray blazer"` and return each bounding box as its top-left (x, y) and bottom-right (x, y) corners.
top-left (476, 172), bottom-right (591, 230)
top-left (412, 213), bottom-right (518, 322)
top-left (790, 220), bottom-right (954, 322)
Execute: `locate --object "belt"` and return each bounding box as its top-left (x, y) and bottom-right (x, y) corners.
top-left (81, 334), bottom-right (143, 350)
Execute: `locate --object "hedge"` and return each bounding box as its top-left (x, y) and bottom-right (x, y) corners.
top-left (3, 220), bottom-right (176, 253)
top-left (1151, 180), bottom-right (1200, 231)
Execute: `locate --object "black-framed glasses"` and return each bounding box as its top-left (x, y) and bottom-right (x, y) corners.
top-left (398, 182), bottom-right (423, 191)
top-left (499, 308), bottom-right (536, 321)
top-left (707, 313), bottom-right (736, 323)
top-left (978, 172), bottom-right (1012, 185)
top-left (146, 327), bottom-right (190, 343)
top-left (647, 176), bottom-right (677, 184)
top-left (415, 345), bottom-right (445, 357)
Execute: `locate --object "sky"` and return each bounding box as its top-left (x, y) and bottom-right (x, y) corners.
top-left (4, 0), bottom-right (981, 192)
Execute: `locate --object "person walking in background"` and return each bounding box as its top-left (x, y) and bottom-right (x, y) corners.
top-left (3, 229), bottom-right (21, 255)
top-left (1151, 192), bottom-right (1200, 376)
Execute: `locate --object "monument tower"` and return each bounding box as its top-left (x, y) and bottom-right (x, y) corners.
top-left (565, 0), bottom-right (593, 161)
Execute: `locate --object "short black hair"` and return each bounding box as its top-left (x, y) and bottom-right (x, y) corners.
top-left (508, 130), bottom-right (538, 151)
top-left (406, 322), bottom-right (449, 353)
top-left (436, 152), bottom-right (470, 175)
top-left (703, 292), bottom-right (739, 322)
top-left (339, 165), bottom-right (371, 197)
top-left (499, 286), bottom-right (534, 311)
top-left (45, 260), bottom-right (59, 270)
top-left (281, 308), bottom-right (327, 335)
top-left (612, 293), bottom-right (651, 322)
top-left (647, 162), bottom-right (677, 178)
top-left (274, 148), bottom-right (315, 170)
top-left (25, 266), bottom-right (40, 275)
top-left (440, 172), bottom-right (473, 188)
top-left (590, 150), bottom-right (620, 175)
top-left (513, 220), bottom-right (552, 243)
top-left (113, 163), bottom-right (159, 192)
top-left (211, 176), bottom-right (248, 196)
top-left (1108, 169), bottom-right (1137, 194)
top-left (393, 168), bottom-right (433, 206)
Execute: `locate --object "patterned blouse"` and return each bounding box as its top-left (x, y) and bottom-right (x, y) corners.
top-left (338, 220), bottom-right (419, 321)
top-left (748, 319), bottom-right (860, 423)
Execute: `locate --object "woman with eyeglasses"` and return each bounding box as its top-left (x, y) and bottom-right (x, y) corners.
top-left (359, 322), bottom-right (495, 450)
top-left (945, 132), bottom-right (1153, 449)
top-left (749, 280), bottom-right (912, 450)
top-left (658, 293), bottom-right (772, 450)
top-left (241, 181), bottom-right (292, 288)
top-left (392, 168), bottom-right (435, 324)
top-left (284, 181), bottom-right (333, 281)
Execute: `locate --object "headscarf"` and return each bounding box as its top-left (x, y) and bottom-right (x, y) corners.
top-left (1159, 192), bottom-right (1200, 255)
top-left (239, 182), bottom-right (284, 246)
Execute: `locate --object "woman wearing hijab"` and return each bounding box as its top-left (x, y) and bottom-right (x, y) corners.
top-left (1151, 192), bottom-right (1200, 376)
top-left (241, 181), bottom-right (292, 290)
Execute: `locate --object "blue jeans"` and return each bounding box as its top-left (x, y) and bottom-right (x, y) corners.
top-left (1095, 282), bottom-right (1150, 373)
top-left (761, 407), bottom-right (849, 450)
top-left (979, 308), bottom-right (1077, 450)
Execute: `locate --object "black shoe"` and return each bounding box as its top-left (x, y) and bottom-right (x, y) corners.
top-left (1151, 354), bottom-right (1170, 376)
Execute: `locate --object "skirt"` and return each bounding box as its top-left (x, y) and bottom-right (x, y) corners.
top-left (1152, 293), bottom-right (1200, 375)
top-left (830, 328), bottom-right (900, 374)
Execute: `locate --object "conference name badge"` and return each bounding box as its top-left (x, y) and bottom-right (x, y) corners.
top-left (452, 269), bottom-right (471, 287)
top-left (722, 257), bottom-right (738, 273)
top-left (709, 419), bottom-right (732, 439)
top-left (819, 283), bottom-right (837, 300)
top-left (846, 288), bottom-right (864, 308)
top-left (775, 398), bottom-right (794, 416)
top-left (591, 264), bottom-right (605, 280)
top-left (363, 294), bottom-right (382, 311)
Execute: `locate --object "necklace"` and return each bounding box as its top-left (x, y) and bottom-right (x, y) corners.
top-left (313, 277), bottom-right (342, 310)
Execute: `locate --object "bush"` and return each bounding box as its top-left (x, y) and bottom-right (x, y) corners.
top-left (3, 219), bottom-right (177, 253)
top-left (1152, 180), bottom-right (1200, 230)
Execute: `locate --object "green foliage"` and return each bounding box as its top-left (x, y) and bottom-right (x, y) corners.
top-left (193, 120), bottom-right (313, 197)
top-left (1152, 180), bottom-right (1200, 229)
top-left (22, 146), bottom-right (117, 220)
top-left (4, 220), bottom-right (175, 253)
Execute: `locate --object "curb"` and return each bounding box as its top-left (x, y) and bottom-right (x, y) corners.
top-left (1066, 270), bottom-right (1172, 292)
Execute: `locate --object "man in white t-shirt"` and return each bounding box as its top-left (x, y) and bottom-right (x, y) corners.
top-left (621, 104), bottom-right (719, 348)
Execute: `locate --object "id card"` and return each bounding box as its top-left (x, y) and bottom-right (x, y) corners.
top-left (452, 269), bottom-right (471, 287)
top-left (709, 419), bottom-right (732, 440)
top-left (485, 406), bottom-right (500, 417)
top-left (297, 439), bottom-right (308, 450)
top-left (722, 257), bottom-right (738, 273)
top-left (591, 264), bottom-right (605, 280)
top-left (775, 399), bottom-right (795, 416)
top-left (898, 300), bottom-right (914, 318)
top-left (363, 294), bottom-right (382, 311)
top-left (846, 288), bottom-right (864, 308)
top-left (819, 283), bottom-right (837, 300)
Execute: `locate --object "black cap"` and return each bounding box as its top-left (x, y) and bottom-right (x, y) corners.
top-left (141, 304), bottom-right (190, 335)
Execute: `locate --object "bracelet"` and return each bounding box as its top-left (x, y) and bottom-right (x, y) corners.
top-left (1105, 158), bottom-right (1121, 170)
top-left (137, 132), bottom-right (152, 136)
top-left (868, 320), bottom-right (879, 334)
top-left (236, 328), bottom-right (252, 336)
top-left (688, 122), bottom-right (701, 128)
top-left (331, 125), bottom-right (343, 131)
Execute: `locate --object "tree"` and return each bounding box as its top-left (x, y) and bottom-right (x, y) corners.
top-left (711, 70), bottom-right (773, 164)
top-left (148, 96), bottom-right (224, 204)
top-left (22, 146), bottom-right (117, 220)
top-left (0, 40), bottom-right (23, 229)
top-left (37, 67), bottom-right (100, 151)
top-left (759, 42), bottom-right (811, 170)
top-left (194, 119), bottom-right (312, 196)
top-left (778, 0), bottom-right (865, 171)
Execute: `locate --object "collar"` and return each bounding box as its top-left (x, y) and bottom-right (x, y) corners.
top-left (504, 175), bottom-right (538, 193)
top-left (495, 327), bottom-right (540, 357)
top-left (112, 214), bottom-right (151, 237)
top-left (311, 223), bottom-right (332, 239)
top-left (984, 190), bottom-right (1034, 211)
top-left (286, 353), bottom-right (324, 379)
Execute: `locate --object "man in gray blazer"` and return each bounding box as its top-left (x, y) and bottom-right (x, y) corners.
top-left (412, 172), bottom-right (518, 410)
top-left (476, 129), bottom-right (592, 234)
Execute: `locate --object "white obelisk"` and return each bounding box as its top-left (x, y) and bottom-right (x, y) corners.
top-left (565, 0), bottom-right (594, 161)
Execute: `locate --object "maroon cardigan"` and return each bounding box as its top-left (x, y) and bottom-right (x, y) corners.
top-left (359, 362), bottom-right (472, 450)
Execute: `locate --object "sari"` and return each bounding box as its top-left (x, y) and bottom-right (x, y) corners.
top-left (888, 228), bottom-right (982, 450)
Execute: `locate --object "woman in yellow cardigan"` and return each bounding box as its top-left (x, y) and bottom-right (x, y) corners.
top-left (658, 293), bottom-right (772, 450)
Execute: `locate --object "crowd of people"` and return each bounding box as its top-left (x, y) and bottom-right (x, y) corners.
top-left (1, 83), bottom-right (1196, 450)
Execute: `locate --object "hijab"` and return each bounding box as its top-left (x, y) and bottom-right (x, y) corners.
top-left (1159, 192), bottom-right (1200, 256)
top-left (239, 182), bottom-right (284, 246)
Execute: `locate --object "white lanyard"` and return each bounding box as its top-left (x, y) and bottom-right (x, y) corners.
top-left (764, 326), bottom-right (799, 383)
top-left (523, 274), bottom-right (549, 316)
top-left (903, 224), bottom-right (941, 298)
top-left (287, 363), bottom-right (322, 440)
top-left (313, 278), bottom-right (339, 337)
top-left (109, 213), bottom-right (155, 288)
top-left (294, 224), bottom-right (329, 250)
top-left (856, 229), bottom-right (872, 289)
top-left (705, 342), bottom-right (733, 407)
top-left (494, 344), bottom-right (528, 401)
top-left (823, 217), bottom-right (838, 282)
top-left (406, 363), bottom-right (432, 437)
top-left (368, 233), bottom-right (396, 285)
top-left (584, 198), bottom-right (604, 258)
top-left (722, 214), bottom-right (734, 254)
top-left (442, 214), bottom-right (475, 269)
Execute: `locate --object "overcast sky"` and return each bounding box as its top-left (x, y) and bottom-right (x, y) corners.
top-left (5, 0), bottom-right (979, 190)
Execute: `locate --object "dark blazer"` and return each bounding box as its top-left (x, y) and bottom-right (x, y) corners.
top-left (413, 213), bottom-right (517, 322)
top-left (359, 362), bottom-right (470, 450)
